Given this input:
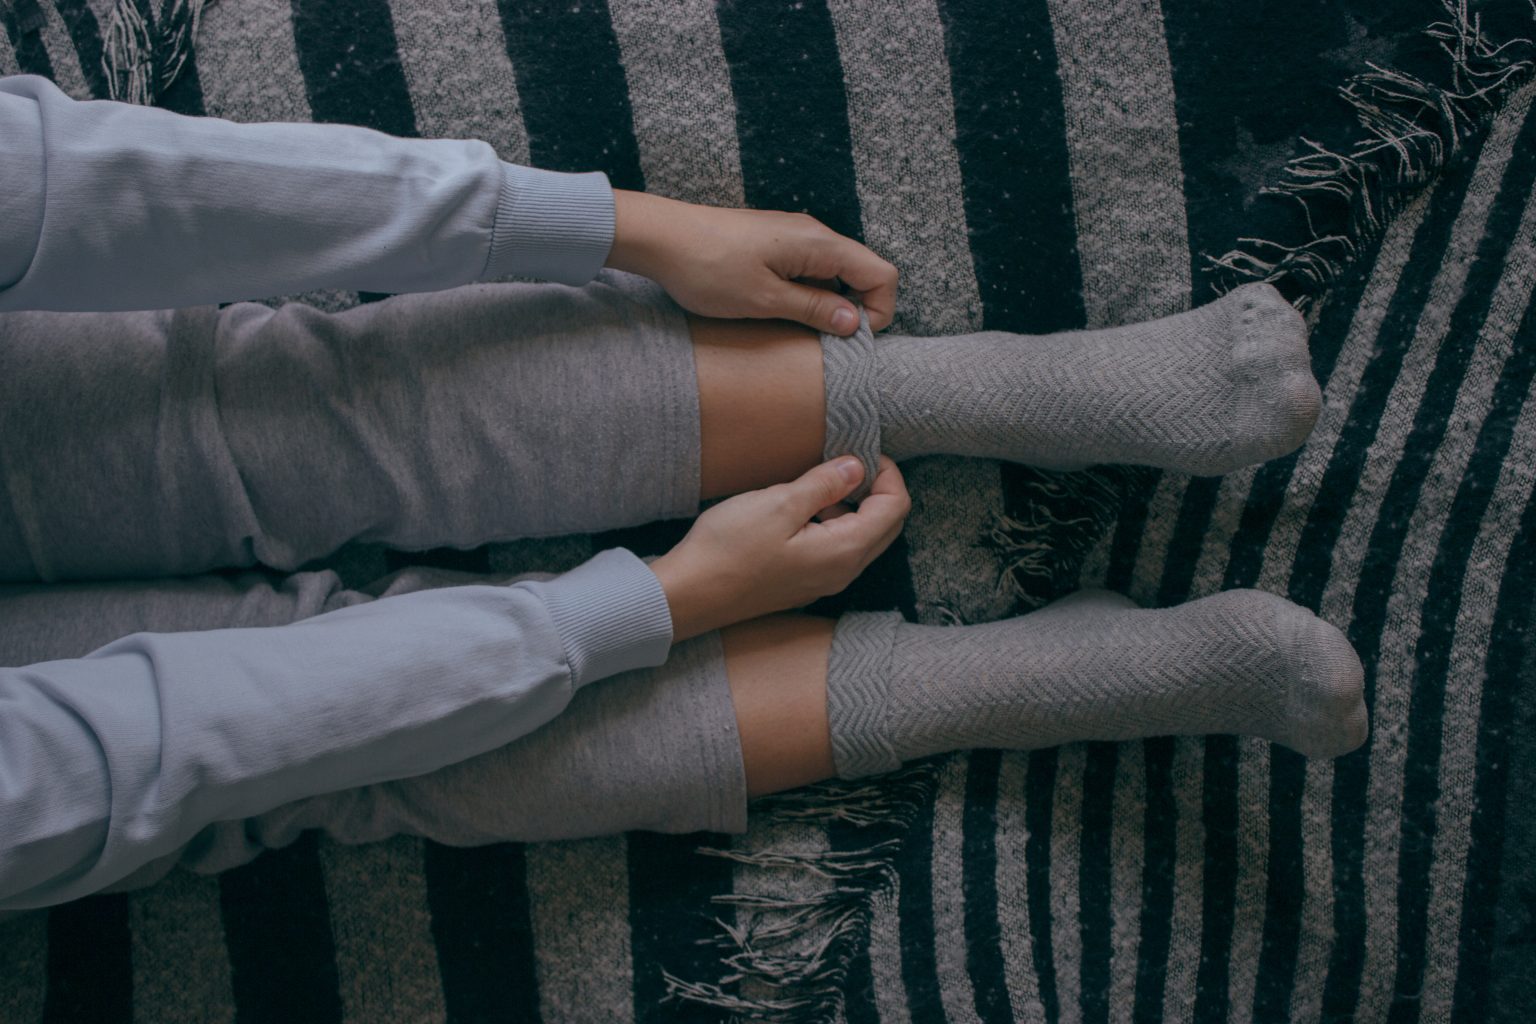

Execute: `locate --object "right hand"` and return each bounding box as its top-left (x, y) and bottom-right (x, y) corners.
top-left (649, 456), bottom-right (911, 641)
top-left (606, 191), bottom-right (900, 335)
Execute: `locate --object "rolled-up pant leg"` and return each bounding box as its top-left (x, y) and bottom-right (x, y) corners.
top-left (0, 569), bottom-right (747, 893)
top-left (0, 272), bottom-right (700, 582)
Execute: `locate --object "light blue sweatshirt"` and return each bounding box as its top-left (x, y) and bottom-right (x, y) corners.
top-left (0, 76), bottom-right (676, 909)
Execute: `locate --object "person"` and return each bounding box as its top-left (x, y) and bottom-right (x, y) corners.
top-left (0, 74), bottom-right (1367, 912)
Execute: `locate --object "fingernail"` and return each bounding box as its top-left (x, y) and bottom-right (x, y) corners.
top-left (834, 456), bottom-right (864, 484)
top-left (830, 307), bottom-right (857, 334)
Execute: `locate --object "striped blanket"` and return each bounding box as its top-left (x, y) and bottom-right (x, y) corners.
top-left (2, 0), bottom-right (1534, 1021)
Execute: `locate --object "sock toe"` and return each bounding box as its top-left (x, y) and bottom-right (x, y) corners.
top-left (1279, 610), bottom-right (1369, 758)
top-left (1213, 286), bottom-right (1322, 473)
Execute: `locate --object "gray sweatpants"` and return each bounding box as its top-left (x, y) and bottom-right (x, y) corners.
top-left (0, 274), bottom-right (747, 889)
top-left (0, 273), bottom-right (699, 581)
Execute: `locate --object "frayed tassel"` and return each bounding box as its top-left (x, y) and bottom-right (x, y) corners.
top-left (663, 761), bottom-right (942, 1023)
top-left (1211, 0), bottom-right (1535, 310)
top-left (987, 465), bottom-right (1133, 611)
top-left (102, 0), bottom-right (213, 105)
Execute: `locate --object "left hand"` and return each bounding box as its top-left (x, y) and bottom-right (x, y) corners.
top-left (604, 190), bottom-right (899, 335)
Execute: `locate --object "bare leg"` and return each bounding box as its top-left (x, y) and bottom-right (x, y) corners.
top-left (721, 613), bottom-right (837, 796)
top-left (0, 291), bottom-right (834, 582)
top-left (690, 314), bottom-right (826, 500)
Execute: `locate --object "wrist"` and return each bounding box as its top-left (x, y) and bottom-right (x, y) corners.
top-left (606, 189), bottom-right (676, 279)
top-left (649, 549), bottom-right (732, 642)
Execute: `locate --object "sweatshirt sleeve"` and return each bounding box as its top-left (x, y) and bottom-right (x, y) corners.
top-left (0, 547), bottom-right (671, 911)
top-left (0, 75), bottom-right (616, 312)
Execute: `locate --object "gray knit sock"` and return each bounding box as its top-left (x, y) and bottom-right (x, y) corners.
top-left (826, 588), bottom-right (1367, 777)
top-left (820, 306), bottom-right (882, 502)
top-left (819, 282), bottom-right (1321, 478)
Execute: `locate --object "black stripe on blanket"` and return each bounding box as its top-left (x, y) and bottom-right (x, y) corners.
top-left (1455, 463), bottom-right (1536, 1023)
top-left (1387, 97), bottom-right (1536, 1024)
top-left (894, 784), bottom-right (945, 1023)
top-left (963, 749), bottom-right (1011, 1024)
top-left (627, 832), bottom-right (734, 1024)
top-left (157, 45), bottom-right (205, 117)
top-left (51, 0), bottom-right (106, 98)
top-left (2, 3), bottom-right (52, 77)
top-left (715, 0), bottom-right (862, 240)
top-left (497, 0), bottom-right (645, 191)
top-left (289, 0), bottom-right (417, 136)
top-left (220, 833), bottom-right (344, 1023)
top-left (424, 842), bottom-right (542, 1023)
top-left (1078, 742), bottom-right (1118, 1024)
top-left (41, 894), bottom-right (131, 1024)
top-left (1024, 748), bottom-right (1062, 1024)
top-left (1315, 127), bottom-right (1499, 1023)
top-left (935, 0), bottom-right (1082, 333)
top-left (1132, 736), bottom-right (1178, 1024)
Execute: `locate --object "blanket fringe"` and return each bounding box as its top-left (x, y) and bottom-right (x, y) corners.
top-left (103, 0), bottom-right (212, 105)
top-left (1210, 0), bottom-right (1535, 309)
top-left (987, 466), bottom-right (1131, 612)
top-left (665, 761), bottom-right (942, 1023)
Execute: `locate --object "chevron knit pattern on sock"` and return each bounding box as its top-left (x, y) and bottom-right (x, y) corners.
top-left (826, 611), bottom-right (903, 778)
top-left (819, 308), bottom-right (882, 502)
top-left (824, 588), bottom-right (1367, 779)
top-left (874, 281), bottom-right (1322, 476)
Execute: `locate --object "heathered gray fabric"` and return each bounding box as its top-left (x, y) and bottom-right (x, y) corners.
top-left (0, 74), bottom-right (614, 309)
top-left (0, 543), bottom-right (677, 910)
top-left (0, 269), bottom-right (704, 910)
top-left (0, 565), bottom-right (744, 892)
top-left (820, 308), bottom-right (883, 502)
top-left (0, 271), bottom-right (699, 581)
top-left (205, 631), bottom-right (744, 868)
top-left (874, 282), bottom-right (1323, 476)
top-left (826, 589), bottom-right (1367, 780)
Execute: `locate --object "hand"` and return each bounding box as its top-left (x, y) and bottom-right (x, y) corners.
top-left (605, 190), bottom-right (899, 335)
top-left (650, 456), bottom-right (911, 640)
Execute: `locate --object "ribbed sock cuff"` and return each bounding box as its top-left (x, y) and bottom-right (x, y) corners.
top-left (820, 307), bottom-right (882, 503)
top-left (826, 611), bottom-right (903, 779)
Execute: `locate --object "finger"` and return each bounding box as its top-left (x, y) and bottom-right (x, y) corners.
top-left (842, 497), bottom-right (909, 572)
top-left (858, 511), bottom-right (908, 570)
top-left (813, 235), bottom-right (899, 332)
top-left (817, 458), bottom-right (911, 549)
top-left (866, 456), bottom-right (909, 500)
top-left (768, 279), bottom-right (863, 336)
top-left (815, 501), bottom-right (855, 522)
top-left (778, 456), bottom-right (866, 521)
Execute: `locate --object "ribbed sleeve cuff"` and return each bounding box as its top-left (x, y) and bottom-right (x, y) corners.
top-left (483, 163), bottom-right (615, 286)
top-left (537, 548), bottom-right (674, 689)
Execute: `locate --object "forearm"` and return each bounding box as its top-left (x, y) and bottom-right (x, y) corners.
top-left (0, 75), bottom-right (614, 312)
top-left (0, 548), bottom-right (671, 910)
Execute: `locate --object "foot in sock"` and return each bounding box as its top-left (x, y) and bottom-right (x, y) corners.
top-left (826, 587), bottom-right (1367, 778)
top-left (821, 281), bottom-right (1322, 479)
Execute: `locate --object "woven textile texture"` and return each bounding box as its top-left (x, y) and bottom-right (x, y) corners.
top-left (2, 0), bottom-right (1535, 1021)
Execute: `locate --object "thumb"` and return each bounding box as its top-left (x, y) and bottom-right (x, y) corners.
top-left (770, 280), bottom-right (861, 336)
top-left (780, 456), bottom-right (865, 520)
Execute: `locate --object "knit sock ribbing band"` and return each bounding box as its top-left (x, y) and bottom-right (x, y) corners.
top-left (826, 611), bottom-right (903, 778)
top-left (820, 307), bottom-right (882, 503)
